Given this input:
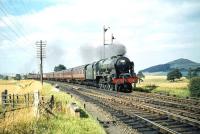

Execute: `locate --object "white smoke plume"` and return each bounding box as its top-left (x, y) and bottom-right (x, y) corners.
top-left (80, 43), bottom-right (126, 64)
top-left (104, 43), bottom-right (126, 58)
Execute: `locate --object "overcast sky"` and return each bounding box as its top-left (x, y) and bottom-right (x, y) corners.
top-left (0, 0), bottom-right (200, 74)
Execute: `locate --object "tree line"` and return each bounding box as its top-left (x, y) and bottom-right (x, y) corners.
top-left (0, 74), bottom-right (23, 80)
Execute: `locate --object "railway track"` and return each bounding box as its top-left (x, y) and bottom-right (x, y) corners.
top-left (48, 81), bottom-right (200, 121)
top-left (77, 87), bottom-right (200, 126)
top-left (103, 90), bottom-right (200, 121)
top-left (130, 91), bottom-right (200, 106)
top-left (77, 84), bottom-right (200, 121)
top-left (53, 82), bottom-right (200, 134)
top-left (128, 92), bottom-right (200, 114)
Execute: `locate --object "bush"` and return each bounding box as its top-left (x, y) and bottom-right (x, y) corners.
top-left (145, 84), bottom-right (157, 90)
top-left (189, 77), bottom-right (200, 97)
top-left (167, 69), bottom-right (182, 82)
top-left (3, 76), bottom-right (8, 80)
top-left (15, 74), bottom-right (21, 80)
top-left (134, 84), bottom-right (157, 93)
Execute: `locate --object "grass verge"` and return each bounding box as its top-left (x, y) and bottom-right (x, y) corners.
top-left (0, 81), bottom-right (106, 134)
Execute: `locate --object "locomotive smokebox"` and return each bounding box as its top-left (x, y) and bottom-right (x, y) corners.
top-left (115, 57), bottom-right (131, 73)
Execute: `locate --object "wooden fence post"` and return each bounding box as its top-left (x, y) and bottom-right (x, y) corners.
top-left (1, 91), bottom-right (4, 107)
top-left (9, 94), bottom-right (12, 104)
top-left (1, 91), bottom-right (5, 112)
top-left (24, 94), bottom-right (27, 107)
top-left (4, 90), bottom-right (8, 104)
top-left (41, 96), bottom-right (44, 104)
top-left (84, 103), bottom-right (86, 109)
top-left (49, 95), bottom-right (54, 110)
top-left (1, 90), bottom-right (7, 117)
top-left (16, 94), bottom-right (19, 103)
top-left (12, 94), bottom-right (15, 109)
top-left (27, 93), bottom-right (30, 107)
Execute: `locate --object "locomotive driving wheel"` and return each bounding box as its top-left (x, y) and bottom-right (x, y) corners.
top-left (115, 80), bottom-right (121, 91)
top-left (104, 84), bottom-right (107, 90)
top-left (107, 84), bottom-right (111, 91)
top-left (115, 83), bottom-right (119, 91)
top-left (100, 84), bottom-right (102, 89)
top-left (103, 84), bottom-right (106, 89)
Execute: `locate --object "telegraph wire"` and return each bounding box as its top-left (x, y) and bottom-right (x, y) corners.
top-left (0, 9), bottom-right (27, 43)
top-left (8, 0), bottom-right (36, 44)
top-left (0, 33), bottom-right (15, 42)
top-left (0, 2), bottom-right (34, 46)
top-left (0, 1), bottom-right (31, 44)
top-left (17, 0), bottom-right (35, 41)
top-left (0, 17), bottom-right (23, 40)
top-left (19, 0), bottom-right (30, 13)
top-left (0, 1), bottom-right (26, 43)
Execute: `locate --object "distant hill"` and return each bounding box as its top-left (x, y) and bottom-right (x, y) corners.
top-left (141, 58), bottom-right (200, 75)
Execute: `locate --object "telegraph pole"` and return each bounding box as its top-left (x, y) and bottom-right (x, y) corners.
top-left (36, 40), bottom-right (46, 85)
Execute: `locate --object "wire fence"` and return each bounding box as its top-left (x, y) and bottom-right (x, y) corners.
top-left (0, 89), bottom-right (55, 119)
top-left (1, 89), bottom-right (35, 119)
top-left (0, 89), bottom-right (55, 134)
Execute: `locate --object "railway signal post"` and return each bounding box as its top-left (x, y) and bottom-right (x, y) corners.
top-left (111, 33), bottom-right (116, 44)
top-left (36, 40), bottom-right (46, 85)
top-left (103, 25), bottom-right (110, 59)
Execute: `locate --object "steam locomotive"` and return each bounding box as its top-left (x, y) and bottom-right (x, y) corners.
top-left (28, 55), bottom-right (138, 92)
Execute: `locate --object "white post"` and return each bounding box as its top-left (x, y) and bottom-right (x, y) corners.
top-left (33, 90), bottom-right (39, 118)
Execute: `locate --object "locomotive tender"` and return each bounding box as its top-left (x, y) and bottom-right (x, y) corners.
top-left (29, 55), bottom-right (138, 92)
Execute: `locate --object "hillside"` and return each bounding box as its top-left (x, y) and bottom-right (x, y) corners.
top-left (141, 58), bottom-right (200, 75)
top-left (167, 58), bottom-right (199, 69)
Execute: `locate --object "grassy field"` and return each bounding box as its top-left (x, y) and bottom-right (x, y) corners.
top-left (0, 80), bottom-right (106, 134)
top-left (0, 80), bottom-right (41, 94)
top-left (137, 76), bottom-right (190, 98)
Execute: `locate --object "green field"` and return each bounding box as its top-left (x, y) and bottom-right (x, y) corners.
top-left (137, 76), bottom-right (190, 98)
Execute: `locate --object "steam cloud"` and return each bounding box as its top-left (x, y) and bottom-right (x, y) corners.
top-left (45, 40), bottom-right (66, 72)
top-left (80, 43), bottom-right (126, 64)
top-left (104, 43), bottom-right (126, 58)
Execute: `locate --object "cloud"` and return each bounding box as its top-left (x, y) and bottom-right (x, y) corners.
top-left (0, 0), bottom-right (200, 74)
